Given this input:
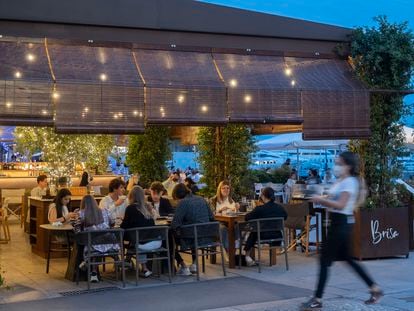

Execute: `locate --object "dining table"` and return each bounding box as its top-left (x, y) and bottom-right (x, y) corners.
top-left (214, 212), bottom-right (246, 269)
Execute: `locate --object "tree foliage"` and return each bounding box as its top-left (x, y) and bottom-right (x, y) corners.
top-left (14, 127), bottom-right (114, 176)
top-left (197, 125), bottom-right (256, 198)
top-left (126, 126), bottom-right (171, 188)
top-left (350, 16), bottom-right (414, 208)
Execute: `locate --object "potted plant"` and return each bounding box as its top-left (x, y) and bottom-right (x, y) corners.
top-left (350, 17), bottom-right (414, 259)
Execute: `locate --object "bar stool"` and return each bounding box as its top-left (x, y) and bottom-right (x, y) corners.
top-left (40, 224), bottom-right (73, 273)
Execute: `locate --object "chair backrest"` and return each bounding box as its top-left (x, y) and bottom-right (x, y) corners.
top-left (1, 189), bottom-right (25, 204)
top-left (76, 228), bottom-right (123, 252)
top-left (179, 221), bottom-right (221, 243)
top-left (282, 202), bottom-right (310, 229)
top-left (269, 183), bottom-right (284, 192)
top-left (125, 226), bottom-right (168, 246)
top-left (0, 198), bottom-right (9, 217)
top-left (244, 217), bottom-right (285, 234)
top-left (254, 183), bottom-right (263, 193)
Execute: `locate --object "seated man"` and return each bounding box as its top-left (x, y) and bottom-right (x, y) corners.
top-left (171, 183), bottom-right (214, 275)
top-left (31, 174), bottom-right (48, 198)
top-left (243, 187), bottom-right (287, 266)
top-left (99, 178), bottom-right (127, 223)
top-left (147, 181), bottom-right (175, 216)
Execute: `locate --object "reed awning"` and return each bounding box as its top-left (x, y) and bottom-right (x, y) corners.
top-left (0, 39), bottom-right (370, 139)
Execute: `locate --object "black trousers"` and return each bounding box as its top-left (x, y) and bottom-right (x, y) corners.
top-left (315, 213), bottom-right (375, 298)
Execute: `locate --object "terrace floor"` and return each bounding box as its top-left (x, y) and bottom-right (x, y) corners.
top-left (1, 220), bottom-right (414, 310)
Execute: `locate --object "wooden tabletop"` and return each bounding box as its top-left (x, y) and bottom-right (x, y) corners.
top-left (40, 223), bottom-right (74, 231)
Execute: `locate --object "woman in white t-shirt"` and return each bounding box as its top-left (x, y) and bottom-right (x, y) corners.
top-left (211, 180), bottom-right (239, 214)
top-left (48, 188), bottom-right (77, 223)
top-left (301, 151), bottom-right (383, 310)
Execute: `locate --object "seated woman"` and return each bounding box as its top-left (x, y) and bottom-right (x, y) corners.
top-left (121, 186), bottom-right (161, 278)
top-left (48, 188), bottom-right (76, 223)
top-left (147, 181), bottom-right (174, 216)
top-left (209, 181), bottom-right (240, 253)
top-left (210, 180), bottom-right (240, 214)
top-left (243, 187), bottom-right (287, 266)
top-left (79, 195), bottom-right (117, 283)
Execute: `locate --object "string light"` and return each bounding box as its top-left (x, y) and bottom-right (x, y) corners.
top-left (244, 95), bottom-right (252, 103)
top-left (14, 71), bottom-right (22, 78)
top-left (26, 53), bottom-right (35, 62)
top-left (291, 80), bottom-right (296, 86)
top-left (84, 107), bottom-right (89, 112)
top-left (6, 102), bottom-right (12, 108)
top-left (41, 109), bottom-right (47, 115)
top-left (229, 79), bottom-right (238, 88)
top-left (201, 105), bottom-right (208, 112)
top-left (100, 73), bottom-right (107, 81)
top-left (52, 92), bottom-right (60, 99)
top-left (133, 110), bottom-right (138, 116)
top-left (178, 95), bottom-right (185, 103)
top-left (285, 68), bottom-right (292, 76)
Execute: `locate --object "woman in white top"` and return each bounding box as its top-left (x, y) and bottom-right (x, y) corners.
top-left (211, 180), bottom-right (239, 214)
top-left (302, 152), bottom-right (383, 310)
top-left (48, 188), bottom-right (77, 223)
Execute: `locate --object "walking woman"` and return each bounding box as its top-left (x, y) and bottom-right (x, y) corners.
top-left (302, 151), bottom-right (383, 310)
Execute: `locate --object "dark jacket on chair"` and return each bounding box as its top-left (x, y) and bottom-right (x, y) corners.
top-left (245, 201), bottom-right (288, 241)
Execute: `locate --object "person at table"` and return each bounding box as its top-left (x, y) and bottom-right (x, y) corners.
top-left (171, 183), bottom-right (215, 276)
top-left (184, 177), bottom-right (199, 195)
top-left (31, 174), bottom-right (48, 198)
top-left (79, 170), bottom-right (93, 187)
top-left (48, 188), bottom-right (77, 223)
top-left (126, 173), bottom-right (140, 192)
top-left (284, 171), bottom-right (297, 203)
top-left (147, 181), bottom-right (174, 216)
top-left (306, 169), bottom-right (321, 185)
top-left (99, 178), bottom-right (127, 223)
top-left (323, 168), bottom-right (336, 184)
top-left (121, 186), bottom-right (161, 278)
top-left (162, 171), bottom-right (180, 197)
top-left (79, 194), bottom-right (117, 283)
top-left (243, 187), bottom-right (287, 267)
top-left (210, 180), bottom-right (240, 214)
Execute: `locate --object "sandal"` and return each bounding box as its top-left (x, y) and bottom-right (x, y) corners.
top-left (365, 288), bottom-right (384, 305)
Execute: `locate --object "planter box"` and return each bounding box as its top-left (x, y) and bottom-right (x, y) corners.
top-left (353, 206), bottom-right (410, 260)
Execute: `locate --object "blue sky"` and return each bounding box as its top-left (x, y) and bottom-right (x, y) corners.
top-left (199, 0), bottom-right (414, 30)
top-left (200, 0), bottom-right (414, 126)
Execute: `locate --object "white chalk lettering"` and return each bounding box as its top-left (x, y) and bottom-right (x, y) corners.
top-left (370, 220), bottom-right (399, 245)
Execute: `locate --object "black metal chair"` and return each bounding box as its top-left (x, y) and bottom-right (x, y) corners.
top-left (176, 221), bottom-right (226, 281)
top-left (237, 217), bottom-right (288, 273)
top-left (124, 226), bottom-right (172, 285)
top-left (75, 228), bottom-right (125, 290)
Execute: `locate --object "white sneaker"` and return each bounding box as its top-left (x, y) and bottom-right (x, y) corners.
top-left (176, 266), bottom-right (192, 276)
top-left (90, 272), bottom-right (99, 283)
top-left (245, 255), bottom-right (256, 267)
top-left (143, 270), bottom-right (153, 278)
top-left (189, 264), bottom-right (197, 273)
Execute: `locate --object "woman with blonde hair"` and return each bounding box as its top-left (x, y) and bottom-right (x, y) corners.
top-left (121, 186), bottom-right (161, 277)
top-left (210, 180), bottom-right (240, 214)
